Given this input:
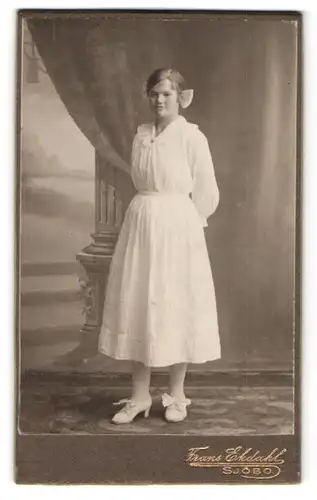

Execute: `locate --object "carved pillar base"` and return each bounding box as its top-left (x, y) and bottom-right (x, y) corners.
top-left (76, 229), bottom-right (119, 336)
top-left (53, 231), bottom-right (118, 367)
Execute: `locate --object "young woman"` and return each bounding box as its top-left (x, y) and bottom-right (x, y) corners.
top-left (98, 68), bottom-right (221, 424)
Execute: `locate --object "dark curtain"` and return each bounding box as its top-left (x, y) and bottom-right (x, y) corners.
top-left (27, 16), bottom-right (298, 370)
top-left (27, 17), bottom-right (188, 171)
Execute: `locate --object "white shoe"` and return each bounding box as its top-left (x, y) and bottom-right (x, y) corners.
top-left (111, 397), bottom-right (152, 424)
top-left (161, 393), bottom-right (191, 422)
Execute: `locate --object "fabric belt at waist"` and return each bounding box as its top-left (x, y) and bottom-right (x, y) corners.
top-left (137, 190), bottom-right (189, 197)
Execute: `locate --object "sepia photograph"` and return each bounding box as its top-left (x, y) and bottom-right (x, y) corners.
top-left (15, 10), bottom-right (301, 484)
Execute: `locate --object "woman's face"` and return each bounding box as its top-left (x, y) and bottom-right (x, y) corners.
top-left (148, 78), bottom-right (179, 119)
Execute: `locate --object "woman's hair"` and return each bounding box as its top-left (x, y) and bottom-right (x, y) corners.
top-left (146, 68), bottom-right (186, 95)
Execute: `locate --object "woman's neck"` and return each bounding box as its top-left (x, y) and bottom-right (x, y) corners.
top-left (155, 113), bottom-right (179, 132)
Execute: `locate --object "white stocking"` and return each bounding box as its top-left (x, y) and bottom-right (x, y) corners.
top-left (131, 361), bottom-right (151, 401)
top-left (168, 363), bottom-right (188, 400)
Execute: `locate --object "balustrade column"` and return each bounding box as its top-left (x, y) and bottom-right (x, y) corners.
top-left (76, 151), bottom-right (124, 336)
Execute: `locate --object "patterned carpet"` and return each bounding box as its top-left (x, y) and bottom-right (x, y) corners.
top-left (18, 378), bottom-right (294, 435)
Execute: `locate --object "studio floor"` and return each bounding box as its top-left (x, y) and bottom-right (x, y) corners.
top-left (18, 373), bottom-right (294, 436)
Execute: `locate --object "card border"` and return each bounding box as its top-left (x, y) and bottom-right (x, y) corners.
top-left (15, 9), bottom-right (302, 484)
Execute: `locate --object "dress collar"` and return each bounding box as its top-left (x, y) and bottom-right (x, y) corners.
top-left (137, 115), bottom-right (187, 144)
top-left (151, 115), bottom-right (186, 140)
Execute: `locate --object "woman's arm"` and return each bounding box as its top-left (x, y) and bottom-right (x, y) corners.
top-left (188, 129), bottom-right (220, 227)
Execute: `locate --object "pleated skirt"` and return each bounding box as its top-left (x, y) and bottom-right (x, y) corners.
top-left (98, 191), bottom-right (221, 367)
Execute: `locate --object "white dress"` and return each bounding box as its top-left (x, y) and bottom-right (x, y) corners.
top-left (98, 115), bottom-right (221, 367)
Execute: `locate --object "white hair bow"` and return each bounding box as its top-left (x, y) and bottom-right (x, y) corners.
top-left (179, 89), bottom-right (194, 108)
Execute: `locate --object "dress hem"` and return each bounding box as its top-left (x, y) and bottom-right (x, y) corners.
top-left (98, 346), bottom-right (221, 368)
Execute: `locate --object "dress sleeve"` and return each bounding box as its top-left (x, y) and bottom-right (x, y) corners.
top-left (131, 132), bottom-right (140, 171)
top-left (131, 124), bottom-right (149, 170)
top-left (188, 129), bottom-right (220, 227)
